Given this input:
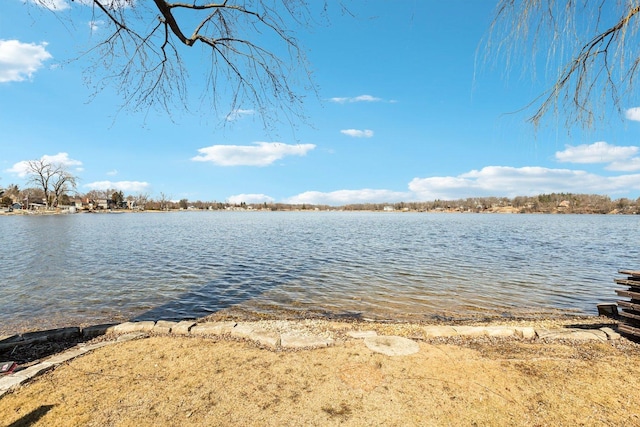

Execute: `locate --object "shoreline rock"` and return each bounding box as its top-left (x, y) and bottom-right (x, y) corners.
top-left (0, 316), bottom-right (625, 398)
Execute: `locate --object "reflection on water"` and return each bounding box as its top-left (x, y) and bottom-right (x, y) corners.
top-left (0, 211), bottom-right (636, 333)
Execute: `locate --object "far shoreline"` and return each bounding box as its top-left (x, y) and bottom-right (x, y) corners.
top-left (1, 206), bottom-right (637, 216)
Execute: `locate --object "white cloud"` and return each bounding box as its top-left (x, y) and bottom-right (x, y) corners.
top-left (84, 180), bottom-right (150, 192)
top-left (227, 194), bottom-right (275, 204)
top-left (282, 163), bottom-right (640, 205)
top-left (285, 189), bottom-right (411, 205)
top-left (606, 157), bottom-right (640, 172)
top-left (43, 152), bottom-right (82, 168)
top-left (6, 162), bottom-right (30, 178)
top-left (408, 166), bottom-right (640, 200)
top-left (555, 141), bottom-right (638, 164)
top-left (625, 107), bottom-right (640, 121)
top-left (340, 129), bottom-right (374, 138)
top-left (354, 95), bottom-right (381, 102)
top-left (0, 39), bottom-right (52, 83)
top-left (329, 94), bottom-right (382, 103)
top-left (225, 108), bottom-right (255, 121)
top-left (225, 162), bottom-right (640, 206)
top-left (6, 153), bottom-right (82, 178)
top-left (106, 169), bottom-right (118, 176)
top-left (192, 142), bottom-right (315, 166)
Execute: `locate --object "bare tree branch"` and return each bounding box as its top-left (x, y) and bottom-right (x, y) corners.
top-left (30, 0), bottom-right (326, 131)
top-left (485, 0), bottom-right (640, 129)
top-left (25, 160), bottom-right (77, 208)
top-left (26, 160), bottom-right (55, 209)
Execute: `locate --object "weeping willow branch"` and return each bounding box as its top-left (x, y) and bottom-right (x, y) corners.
top-left (485, 0), bottom-right (640, 129)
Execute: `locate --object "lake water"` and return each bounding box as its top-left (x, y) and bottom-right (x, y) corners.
top-left (0, 211), bottom-right (636, 333)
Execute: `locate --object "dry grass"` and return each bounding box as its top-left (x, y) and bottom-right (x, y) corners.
top-left (2, 331), bottom-right (640, 426)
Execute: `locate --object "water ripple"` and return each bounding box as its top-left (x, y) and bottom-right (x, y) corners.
top-left (0, 212), bottom-right (635, 333)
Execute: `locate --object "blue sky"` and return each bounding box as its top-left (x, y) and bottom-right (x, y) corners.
top-left (2, 1), bottom-right (640, 205)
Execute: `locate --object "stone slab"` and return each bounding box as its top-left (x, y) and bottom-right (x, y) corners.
top-left (19, 362), bottom-right (55, 378)
top-left (514, 327), bottom-right (536, 340)
top-left (190, 322), bottom-right (236, 336)
top-left (231, 324), bottom-right (280, 348)
top-left (46, 347), bottom-right (88, 364)
top-left (422, 325), bottom-right (458, 338)
top-left (364, 336), bottom-right (420, 356)
top-left (0, 362), bottom-right (55, 397)
top-left (0, 375), bottom-right (24, 395)
top-left (537, 328), bottom-right (608, 341)
top-left (250, 331), bottom-right (281, 348)
top-left (600, 327), bottom-right (621, 340)
top-left (1, 377), bottom-right (25, 395)
top-left (172, 321), bottom-right (196, 335)
top-left (0, 331), bottom-right (130, 397)
top-left (153, 320), bottom-right (177, 334)
top-left (229, 323), bottom-right (256, 338)
top-left (280, 332), bottom-right (334, 349)
top-left (535, 329), bottom-right (561, 340)
top-left (82, 324), bottom-right (118, 339)
top-left (78, 341), bottom-right (115, 352)
top-left (484, 327), bottom-right (516, 338)
top-left (116, 332), bottom-right (147, 342)
top-left (567, 329), bottom-right (609, 341)
top-left (108, 321), bottom-right (156, 334)
top-left (453, 326), bottom-right (487, 337)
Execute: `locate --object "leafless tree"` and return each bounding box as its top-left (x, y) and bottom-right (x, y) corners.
top-left (158, 192), bottom-right (170, 211)
top-left (84, 189), bottom-right (103, 203)
top-left (26, 160), bottom-right (58, 208)
top-left (30, 0), bottom-right (331, 129)
top-left (133, 193), bottom-right (149, 210)
top-left (486, 0), bottom-right (640, 129)
top-left (50, 171), bottom-right (78, 207)
top-left (26, 160), bottom-right (79, 208)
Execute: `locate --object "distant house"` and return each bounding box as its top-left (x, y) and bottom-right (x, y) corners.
top-left (88, 198), bottom-right (137, 210)
top-left (69, 198), bottom-right (84, 209)
top-left (96, 199), bottom-right (109, 210)
top-left (383, 206), bottom-right (394, 212)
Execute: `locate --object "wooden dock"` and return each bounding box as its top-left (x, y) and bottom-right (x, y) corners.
top-left (615, 270), bottom-right (640, 338)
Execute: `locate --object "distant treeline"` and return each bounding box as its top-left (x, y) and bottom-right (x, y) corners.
top-left (152, 193), bottom-right (639, 214)
top-left (3, 187), bottom-right (638, 214)
top-left (336, 193), bottom-right (637, 214)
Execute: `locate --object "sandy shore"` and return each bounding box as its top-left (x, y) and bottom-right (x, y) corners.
top-left (1, 317), bottom-right (640, 426)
